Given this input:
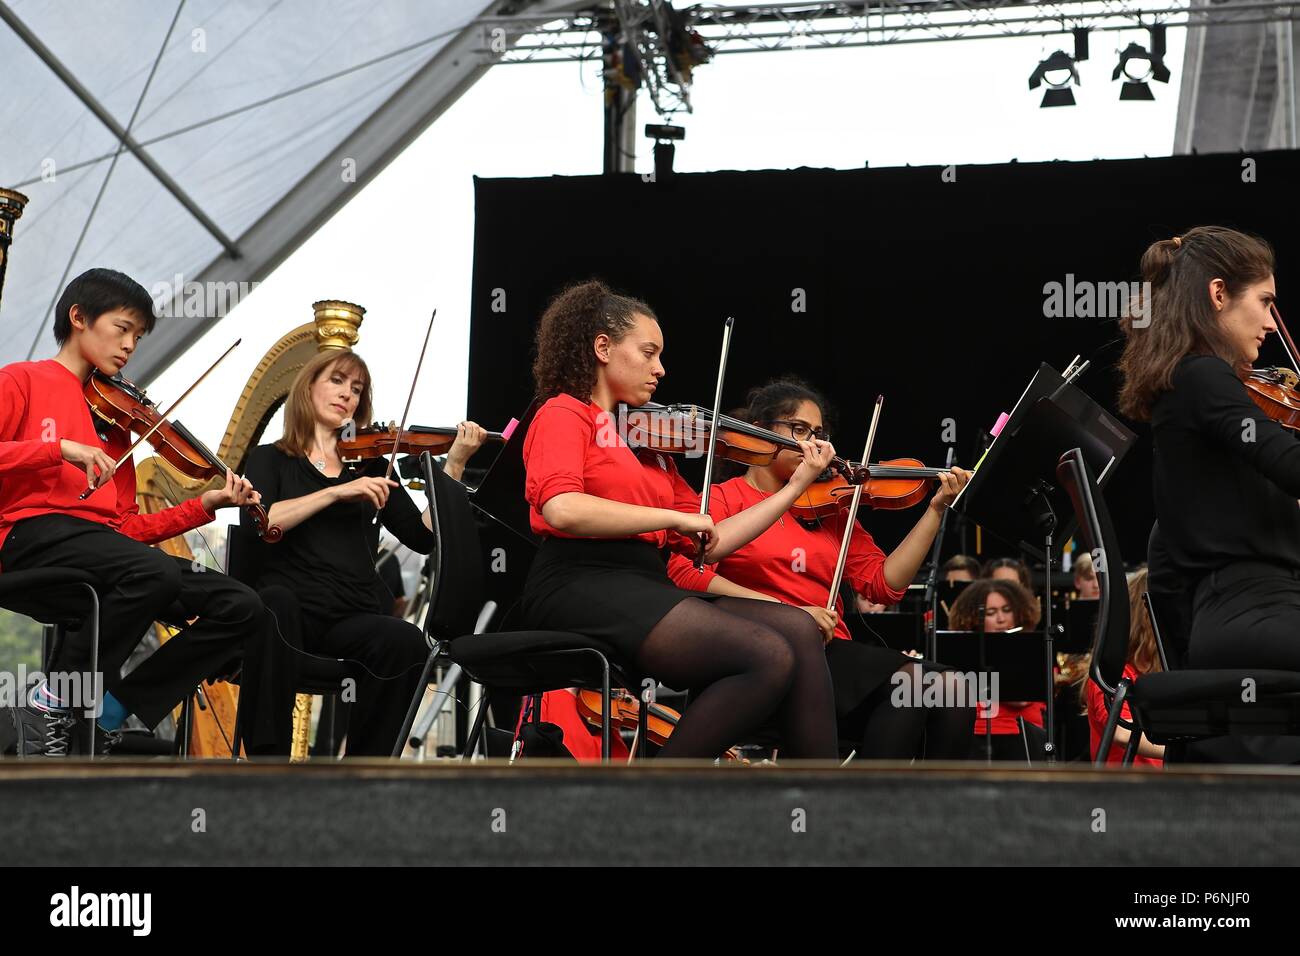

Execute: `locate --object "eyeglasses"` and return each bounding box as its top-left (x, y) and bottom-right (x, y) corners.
top-left (767, 419), bottom-right (830, 442)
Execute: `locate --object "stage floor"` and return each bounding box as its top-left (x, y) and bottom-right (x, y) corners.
top-left (2, 760), bottom-right (1297, 865)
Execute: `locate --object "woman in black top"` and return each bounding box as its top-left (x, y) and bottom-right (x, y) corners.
top-left (243, 350), bottom-right (483, 756)
top-left (1118, 226), bottom-right (1295, 671)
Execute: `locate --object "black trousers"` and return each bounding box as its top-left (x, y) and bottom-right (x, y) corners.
top-left (1189, 561), bottom-right (1300, 669)
top-left (0, 514), bottom-right (286, 751)
top-left (1176, 561), bottom-right (1300, 765)
top-left (258, 585), bottom-right (428, 757)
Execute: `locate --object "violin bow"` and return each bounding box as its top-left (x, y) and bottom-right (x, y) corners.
top-left (384, 309), bottom-right (437, 482)
top-left (1271, 303), bottom-right (1300, 376)
top-left (371, 309), bottom-right (436, 523)
top-left (694, 316), bottom-right (735, 569)
top-left (824, 395), bottom-right (884, 613)
top-left (79, 338), bottom-right (241, 500)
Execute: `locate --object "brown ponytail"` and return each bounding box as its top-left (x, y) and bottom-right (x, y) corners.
top-left (1117, 226), bottom-right (1274, 420)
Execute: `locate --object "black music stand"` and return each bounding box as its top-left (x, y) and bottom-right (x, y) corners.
top-left (951, 366), bottom-right (1134, 763)
top-left (934, 629), bottom-right (1048, 763)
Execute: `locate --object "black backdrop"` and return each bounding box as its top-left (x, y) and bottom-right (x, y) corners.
top-left (467, 150), bottom-right (1298, 566)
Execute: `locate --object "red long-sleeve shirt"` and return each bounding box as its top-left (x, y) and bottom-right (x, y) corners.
top-left (667, 476), bottom-right (907, 642)
top-left (522, 393), bottom-right (701, 552)
top-left (0, 359), bottom-right (213, 564)
top-left (1086, 664), bottom-right (1162, 767)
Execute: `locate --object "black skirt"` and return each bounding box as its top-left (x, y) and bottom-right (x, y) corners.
top-left (824, 638), bottom-right (910, 718)
top-left (521, 537), bottom-right (721, 663)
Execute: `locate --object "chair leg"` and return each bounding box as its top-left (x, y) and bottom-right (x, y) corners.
top-left (1095, 679), bottom-right (1130, 768)
top-left (80, 584), bottom-right (100, 760)
top-left (175, 693), bottom-right (192, 757)
top-left (462, 695), bottom-right (490, 762)
top-left (409, 662), bottom-right (464, 754)
top-left (230, 689), bottom-right (244, 761)
top-left (41, 624), bottom-right (57, 676)
top-left (391, 649), bottom-right (440, 757)
top-left (1121, 727), bottom-right (1142, 767)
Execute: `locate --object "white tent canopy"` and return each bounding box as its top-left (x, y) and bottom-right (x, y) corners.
top-left (0, 0), bottom-right (504, 381)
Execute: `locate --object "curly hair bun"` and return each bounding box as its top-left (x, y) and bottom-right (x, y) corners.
top-left (532, 279), bottom-right (657, 401)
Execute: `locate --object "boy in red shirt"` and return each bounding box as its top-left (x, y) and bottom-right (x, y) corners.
top-left (1, 268), bottom-right (277, 757)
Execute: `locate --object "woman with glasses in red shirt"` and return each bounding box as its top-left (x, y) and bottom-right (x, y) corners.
top-left (521, 281), bottom-right (841, 760)
top-left (668, 378), bottom-right (977, 760)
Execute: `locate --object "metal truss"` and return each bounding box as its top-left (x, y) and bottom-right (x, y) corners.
top-left (476, 0), bottom-right (1298, 117)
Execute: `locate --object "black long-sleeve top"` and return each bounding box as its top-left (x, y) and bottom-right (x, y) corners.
top-left (242, 444), bottom-right (436, 618)
top-left (1150, 355), bottom-right (1300, 576)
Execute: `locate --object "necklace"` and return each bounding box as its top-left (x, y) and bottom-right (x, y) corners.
top-left (746, 473), bottom-right (785, 528)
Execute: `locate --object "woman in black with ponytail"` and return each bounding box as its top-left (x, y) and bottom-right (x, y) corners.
top-left (1118, 226), bottom-right (1299, 674)
top-left (520, 280), bottom-right (841, 760)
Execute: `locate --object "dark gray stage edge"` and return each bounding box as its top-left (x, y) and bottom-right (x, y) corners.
top-left (2, 761), bottom-right (1297, 865)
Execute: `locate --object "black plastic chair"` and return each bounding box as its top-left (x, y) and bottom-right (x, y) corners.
top-left (391, 452), bottom-right (649, 761)
top-left (1056, 447), bottom-right (1300, 767)
top-left (217, 523), bottom-right (353, 758)
top-left (0, 568), bottom-right (103, 756)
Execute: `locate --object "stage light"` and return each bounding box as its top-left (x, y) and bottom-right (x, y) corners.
top-left (1028, 30), bottom-right (1088, 108)
top-left (645, 124), bottom-right (685, 179)
top-left (1113, 26), bottom-right (1170, 100)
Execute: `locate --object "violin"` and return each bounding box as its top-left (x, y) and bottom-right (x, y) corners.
top-left (793, 458), bottom-right (952, 516)
top-left (82, 372), bottom-right (282, 542)
top-left (1245, 366), bottom-right (1300, 431)
top-left (1244, 304), bottom-right (1300, 431)
top-left (575, 688), bottom-right (743, 761)
top-left (620, 402), bottom-right (952, 511)
top-left (337, 422), bottom-right (506, 462)
top-left (621, 401), bottom-right (868, 480)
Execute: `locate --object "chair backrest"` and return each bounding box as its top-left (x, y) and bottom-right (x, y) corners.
top-left (418, 452), bottom-right (488, 643)
top-left (1055, 448), bottom-right (1130, 695)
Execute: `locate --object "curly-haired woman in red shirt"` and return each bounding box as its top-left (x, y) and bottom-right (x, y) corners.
top-left (522, 281), bottom-right (840, 760)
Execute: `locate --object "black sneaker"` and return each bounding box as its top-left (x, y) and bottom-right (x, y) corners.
top-left (70, 720), bottom-right (124, 757)
top-left (7, 702), bottom-right (78, 757)
top-left (90, 727), bottom-right (123, 757)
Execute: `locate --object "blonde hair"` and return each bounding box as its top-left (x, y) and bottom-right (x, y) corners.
top-left (1073, 552), bottom-right (1095, 579)
top-left (274, 351), bottom-right (373, 458)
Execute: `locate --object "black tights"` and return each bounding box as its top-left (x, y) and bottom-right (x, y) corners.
top-left (850, 660), bottom-right (976, 760)
top-left (634, 597), bottom-right (837, 759)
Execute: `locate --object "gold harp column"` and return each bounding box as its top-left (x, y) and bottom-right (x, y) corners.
top-left (0, 188), bottom-right (29, 313)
